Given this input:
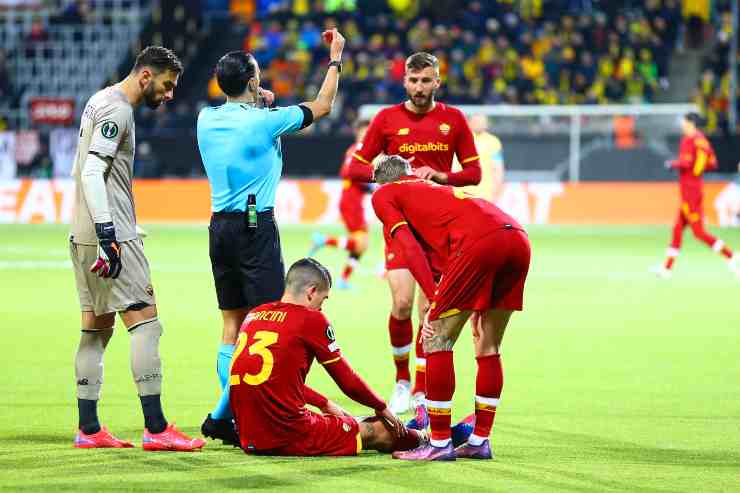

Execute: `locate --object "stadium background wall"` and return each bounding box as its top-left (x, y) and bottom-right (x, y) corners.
top-left (1, 179), bottom-right (733, 226)
top-left (144, 135), bottom-right (740, 179)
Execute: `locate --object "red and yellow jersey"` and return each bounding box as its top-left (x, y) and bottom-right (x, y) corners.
top-left (671, 131), bottom-right (717, 199)
top-left (349, 102), bottom-right (481, 186)
top-left (229, 301), bottom-right (341, 451)
top-left (371, 175), bottom-right (523, 266)
top-left (339, 142), bottom-right (370, 197)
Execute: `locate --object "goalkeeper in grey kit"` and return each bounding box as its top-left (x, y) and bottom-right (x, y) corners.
top-left (69, 46), bottom-right (205, 451)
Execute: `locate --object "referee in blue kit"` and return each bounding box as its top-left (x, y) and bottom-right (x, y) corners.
top-left (196, 29), bottom-right (346, 444)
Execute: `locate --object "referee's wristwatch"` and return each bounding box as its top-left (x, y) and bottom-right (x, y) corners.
top-left (328, 60), bottom-right (342, 73)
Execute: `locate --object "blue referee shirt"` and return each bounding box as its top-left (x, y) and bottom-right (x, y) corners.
top-left (197, 102), bottom-right (305, 212)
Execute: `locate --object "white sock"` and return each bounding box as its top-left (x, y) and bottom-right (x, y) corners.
top-left (430, 438), bottom-right (451, 448)
top-left (468, 433), bottom-right (487, 446)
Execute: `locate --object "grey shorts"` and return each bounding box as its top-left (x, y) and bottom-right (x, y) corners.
top-left (70, 238), bottom-right (155, 316)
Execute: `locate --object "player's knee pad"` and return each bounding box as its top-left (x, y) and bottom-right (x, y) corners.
top-left (75, 328), bottom-right (112, 400)
top-left (128, 318), bottom-right (163, 396)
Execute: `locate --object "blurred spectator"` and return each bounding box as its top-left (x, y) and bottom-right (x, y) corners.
top-left (134, 142), bottom-right (162, 178)
top-left (0, 49), bottom-right (14, 105)
top-left (21, 141), bottom-right (53, 179)
top-left (694, 1), bottom-right (736, 135)
top-left (54, 0), bottom-right (91, 24)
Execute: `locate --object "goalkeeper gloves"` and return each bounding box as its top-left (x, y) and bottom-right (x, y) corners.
top-left (90, 221), bottom-right (122, 279)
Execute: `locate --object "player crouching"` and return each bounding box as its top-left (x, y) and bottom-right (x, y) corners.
top-left (229, 258), bottom-right (448, 456)
top-left (371, 155), bottom-right (531, 460)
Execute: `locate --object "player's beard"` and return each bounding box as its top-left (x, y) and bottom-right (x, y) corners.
top-left (142, 81), bottom-right (163, 109)
top-left (408, 90), bottom-right (434, 111)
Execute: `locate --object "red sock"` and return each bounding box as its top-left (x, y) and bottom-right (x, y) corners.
top-left (426, 351), bottom-right (455, 445)
top-left (325, 236), bottom-right (339, 247)
top-left (388, 315), bottom-right (412, 382)
top-left (341, 257), bottom-right (359, 282)
top-left (472, 354), bottom-right (503, 441)
top-left (664, 247), bottom-right (679, 270)
top-left (345, 238), bottom-right (357, 253)
top-left (411, 326), bottom-right (426, 396)
top-left (720, 245), bottom-right (733, 259)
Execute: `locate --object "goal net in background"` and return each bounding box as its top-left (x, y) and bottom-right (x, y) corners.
top-left (359, 104), bottom-right (698, 183)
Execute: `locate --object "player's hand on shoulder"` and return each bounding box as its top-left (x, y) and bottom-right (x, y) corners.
top-left (90, 221), bottom-right (122, 279)
top-left (376, 407), bottom-right (407, 438)
top-left (321, 400), bottom-right (352, 418)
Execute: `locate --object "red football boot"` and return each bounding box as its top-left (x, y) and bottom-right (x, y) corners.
top-left (74, 427), bottom-right (134, 449)
top-left (142, 424), bottom-right (206, 452)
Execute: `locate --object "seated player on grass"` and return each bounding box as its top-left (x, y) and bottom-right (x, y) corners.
top-left (230, 258), bottom-right (454, 455)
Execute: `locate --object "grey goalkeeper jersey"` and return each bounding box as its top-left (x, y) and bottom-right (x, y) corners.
top-left (70, 86), bottom-right (137, 245)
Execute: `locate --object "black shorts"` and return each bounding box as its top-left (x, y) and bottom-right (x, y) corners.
top-left (209, 209), bottom-right (285, 311)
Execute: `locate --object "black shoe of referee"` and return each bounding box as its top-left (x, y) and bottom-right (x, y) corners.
top-left (201, 413), bottom-right (240, 447)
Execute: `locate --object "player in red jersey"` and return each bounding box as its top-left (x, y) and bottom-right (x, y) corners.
top-left (347, 52), bottom-right (481, 416)
top-left (651, 113), bottom-right (738, 278)
top-left (370, 155), bottom-right (531, 461)
top-left (229, 258), bottom-right (433, 456)
top-left (309, 119), bottom-right (371, 289)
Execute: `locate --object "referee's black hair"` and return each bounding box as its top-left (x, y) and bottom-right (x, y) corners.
top-left (286, 258), bottom-right (333, 293)
top-left (215, 51), bottom-right (257, 97)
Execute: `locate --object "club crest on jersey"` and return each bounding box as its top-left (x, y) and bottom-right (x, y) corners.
top-left (397, 128), bottom-right (410, 136)
top-left (101, 121), bottom-right (118, 139)
top-left (439, 123), bottom-right (451, 135)
top-left (342, 422), bottom-right (351, 432)
top-left (325, 325), bottom-right (336, 341)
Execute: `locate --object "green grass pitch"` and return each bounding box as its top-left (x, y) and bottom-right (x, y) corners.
top-left (0, 223), bottom-right (739, 492)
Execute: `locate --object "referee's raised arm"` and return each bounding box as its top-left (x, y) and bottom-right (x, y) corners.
top-left (300, 28), bottom-right (345, 122)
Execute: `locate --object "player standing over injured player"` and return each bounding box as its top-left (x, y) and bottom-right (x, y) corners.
top-left (346, 52), bottom-right (481, 416)
top-left (309, 119), bottom-right (371, 289)
top-left (371, 155), bottom-right (531, 461)
top-left (651, 113), bottom-right (738, 278)
top-left (229, 258), bottom-right (463, 456)
top-left (70, 46), bottom-right (205, 451)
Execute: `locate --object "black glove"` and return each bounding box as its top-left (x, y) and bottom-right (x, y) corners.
top-left (90, 221), bottom-right (122, 279)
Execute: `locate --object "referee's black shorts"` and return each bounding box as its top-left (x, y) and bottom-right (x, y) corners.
top-left (208, 209), bottom-right (285, 311)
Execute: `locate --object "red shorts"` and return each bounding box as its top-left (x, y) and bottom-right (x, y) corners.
top-left (680, 199), bottom-right (704, 223)
top-left (429, 228), bottom-right (531, 320)
top-left (339, 192), bottom-right (367, 233)
top-left (256, 411), bottom-right (361, 457)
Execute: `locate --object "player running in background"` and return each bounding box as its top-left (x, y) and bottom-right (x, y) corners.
top-left (229, 258), bottom-right (474, 456)
top-left (347, 52), bottom-right (481, 415)
top-left (452, 114), bottom-right (505, 203)
top-left (371, 155), bottom-right (531, 461)
top-left (70, 47), bottom-right (205, 451)
top-left (309, 119), bottom-right (371, 289)
top-left (651, 113), bottom-right (738, 278)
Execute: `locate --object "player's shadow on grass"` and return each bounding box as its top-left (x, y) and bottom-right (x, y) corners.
top-left (1, 434), bottom-right (69, 446)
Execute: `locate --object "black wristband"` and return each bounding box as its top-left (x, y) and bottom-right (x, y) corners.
top-left (328, 60), bottom-right (342, 73)
top-left (95, 221), bottom-right (116, 241)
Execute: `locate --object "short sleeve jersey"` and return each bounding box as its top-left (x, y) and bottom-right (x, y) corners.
top-left (677, 131), bottom-right (717, 198)
top-left (197, 103), bottom-right (305, 212)
top-left (372, 176), bottom-right (523, 263)
top-left (70, 87), bottom-right (137, 245)
top-left (229, 301), bottom-right (342, 450)
top-left (350, 102), bottom-right (479, 174)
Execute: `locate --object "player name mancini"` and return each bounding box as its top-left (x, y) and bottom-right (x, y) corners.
top-left (398, 142), bottom-right (450, 153)
top-left (245, 310), bottom-right (287, 323)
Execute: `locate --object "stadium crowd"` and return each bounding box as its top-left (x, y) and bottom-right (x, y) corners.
top-left (203, 0), bottom-right (682, 134)
top-left (694, 0), bottom-right (739, 136)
